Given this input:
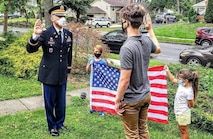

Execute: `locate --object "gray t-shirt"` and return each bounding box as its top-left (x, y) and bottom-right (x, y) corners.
top-left (120, 35), bottom-right (157, 103)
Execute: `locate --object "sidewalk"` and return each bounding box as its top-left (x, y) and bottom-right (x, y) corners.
top-left (0, 59), bottom-right (120, 116)
top-left (0, 87), bottom-right (90, 116)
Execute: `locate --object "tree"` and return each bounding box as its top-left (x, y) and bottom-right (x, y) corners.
top-left (61, 0), bottom-right (94, 22)
top-left (150, 0), bottom-right (168, 12)
top-left (0, 0), bottom-right (28, 34)
top-left (44, 0), bottom-right (53, 27)
top-left (2, 0), bottom-right (11, 34)
top-left (204, 0), bottom-right (213, 23)
top-left (188, 7), bottom-right (197, 23)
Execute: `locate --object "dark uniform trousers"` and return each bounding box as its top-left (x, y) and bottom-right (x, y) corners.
top-left (26, 25), bottom-right (73, 130)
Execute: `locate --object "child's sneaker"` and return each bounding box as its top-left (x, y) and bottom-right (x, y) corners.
top-left (99, 111), bottom-right (104, 116)
top-left (89, 109), bottom-right (95, 114)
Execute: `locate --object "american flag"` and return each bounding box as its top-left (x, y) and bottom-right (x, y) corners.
top-left (90, 63), bottom-right (168, 124)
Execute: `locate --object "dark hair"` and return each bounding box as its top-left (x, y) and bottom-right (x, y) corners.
top-left (120, 3), bottom-right (146, 28)
top-left (177, 69), bottom-right (199, 100)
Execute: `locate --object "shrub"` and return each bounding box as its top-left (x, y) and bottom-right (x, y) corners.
top-left (174, 14), bottom-right (181, 22)
top-left (188, 7), bottom-right (198, 23)
top-left (0, 31), bottom-right (18, 49)
top-left (204, 0), bottom-right (213, 23)
top-left (0, 31), bottom-right (42, 79)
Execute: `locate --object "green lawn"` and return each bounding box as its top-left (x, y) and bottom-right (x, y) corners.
top-left (0, 97), bottom-right (212, 139)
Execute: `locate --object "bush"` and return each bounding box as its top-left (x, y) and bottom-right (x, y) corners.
top-left (188, 7), bottom-right (198, 23)
top-left (0, 31), bottom-right (42, 79)
top-left (0, 31), bottom-right (18, 49)
top-left (204, 0), bottom-right (213, 23)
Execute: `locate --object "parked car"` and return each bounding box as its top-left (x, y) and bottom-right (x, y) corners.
top-left (155, 13), bottom-right (176, 23)
top-left (100, 29), bottom-right (148, 54)
top-left (179, 45), bottom-right (213, 68)
top-left (195, 27), bottom-right (213, 47)
top-left (85, 17), bottom-right (111, 28)
top-left (8, 14), bottom-right (21, 18)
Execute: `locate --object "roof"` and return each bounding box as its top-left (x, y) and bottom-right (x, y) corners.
top-left (104, 0), bottom-right (127, 7)
top-left (193, 0), bottom-right (206, 8)
top-left (87, 6), bottom-right (106, 14)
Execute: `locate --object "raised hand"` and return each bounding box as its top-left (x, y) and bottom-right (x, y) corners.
top-left (34, 19), bottom-right (43, 35)
top-left (143, 13), bottom-right (152, 30)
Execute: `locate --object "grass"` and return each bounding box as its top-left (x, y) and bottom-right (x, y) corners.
top-left (0, 74), bottom-right (89, 101)
top-left (153, 22), bottom-right (213, 44)
top-left (0, 97), bottom-right (212, 139)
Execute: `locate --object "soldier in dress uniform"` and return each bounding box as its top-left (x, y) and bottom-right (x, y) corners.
top-left (26, 5), bottom-right (72, 136)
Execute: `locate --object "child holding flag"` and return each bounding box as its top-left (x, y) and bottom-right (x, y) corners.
top-left (164, 65), bottom-right (199, 139)
top-left (86, 44), bottom-right (108, 116)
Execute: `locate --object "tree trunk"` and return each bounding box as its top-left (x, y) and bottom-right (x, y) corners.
top-left (177, 0), bottom-right (180, 14)
top-left (44, 0), bottom-right (53, 28)
top-left (3, 0), bottom-right (11, 34)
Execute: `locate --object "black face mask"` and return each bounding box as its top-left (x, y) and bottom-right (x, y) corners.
top-left (94, 53), bottom-right (101, 58)
top-left (121, 20), bottom-right (128, 33)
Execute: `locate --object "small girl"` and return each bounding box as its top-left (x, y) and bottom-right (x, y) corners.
top-left (164, 65), bottom-right (199, 139)
top-left (86, 45), bottom-right (107, 116)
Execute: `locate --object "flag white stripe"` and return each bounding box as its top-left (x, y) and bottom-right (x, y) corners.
top-left (91, 102), bottom-right (115, 109)
top-left (92, 87), bottom-right (117, 95)
top-left (148, 113), bottom-right (168, 120)
top-left (149, 105), bottom-right (168, 112)
top-left (150, 88), bottom-right (167, 94)
top-left (149, 79), bottom-right (167, 84)
top-left (148, 71), bottom-right (165, 76)
top-left (92, 94), bottom-right (115, 102)
top-left (151, 96), bottom-right (168, 102)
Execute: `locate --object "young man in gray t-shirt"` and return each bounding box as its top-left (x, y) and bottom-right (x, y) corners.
top-left (115, 3), bottom-right (161, 139)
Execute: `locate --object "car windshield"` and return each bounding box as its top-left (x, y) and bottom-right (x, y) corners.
top-left (105, 31), bottom-right (126, 40)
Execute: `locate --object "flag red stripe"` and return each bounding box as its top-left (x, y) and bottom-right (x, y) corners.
top-left (148, 117), bottom-right (169, 124)
top-left (150, 84), bottom-right (167, 89)
top-left (151, 92), bottom-right (168, 97)
top-left (148, 109), bottom-right (168, 116)
top-left (150, 101), bottom-right (168, 106)
top-left (149, 75), bottom-right (166, 80)
top-left (148, 66), bottom-right (164, 71)
top-left (92, 98), bottom-right (115, 105)
top-left (91, 106), bottom-right (116, 114)
top-left (92, 91), bottom-right (116, 97)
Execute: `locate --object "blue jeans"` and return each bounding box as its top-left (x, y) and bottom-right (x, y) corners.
top-left (120, 94), bottom-right (151, 139)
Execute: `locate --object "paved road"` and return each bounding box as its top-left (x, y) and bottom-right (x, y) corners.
top-left (0, 25), bottom-right (30, 34)
top-left (152, 43), bottom-right (194, 64)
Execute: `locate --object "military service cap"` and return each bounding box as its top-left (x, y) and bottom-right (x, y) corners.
top-left (48, 5), bottom-right (67, 17)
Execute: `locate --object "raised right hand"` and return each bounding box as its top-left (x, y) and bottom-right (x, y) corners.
top-left (34, 19), bottom-right (43, 35)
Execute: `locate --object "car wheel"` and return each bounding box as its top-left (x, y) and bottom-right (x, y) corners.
top-left (95, 24), bottom-right (99, 28)
top-left (107, 23), bottom-right (110, 28)
top-left (201, 40), bottom-right (211, 47)
top-left (187, 57), bottom-right (202, 66)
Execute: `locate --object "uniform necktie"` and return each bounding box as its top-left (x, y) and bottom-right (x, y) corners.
top-left (58, 31), bottom-right (62, 43)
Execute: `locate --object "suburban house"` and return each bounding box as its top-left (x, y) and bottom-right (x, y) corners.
top-left (86, 0), bottom-right (148, 23)
top-left (192, 0), bottom-right (208, 22)
top-left (87, 0), bottom-right (128, 23)
top-left (192, 0), bottom-right (208, 16)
